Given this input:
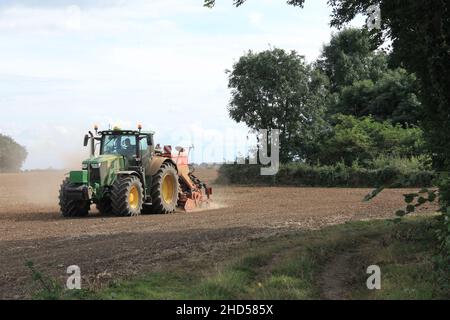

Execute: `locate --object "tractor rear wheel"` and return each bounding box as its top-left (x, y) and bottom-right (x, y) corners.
top-left (150, 162), bottom-right (179, 214)
top-left (111, 175), bottom-right (144, 217)
top-left (59, 178), bottom-right (90, 217)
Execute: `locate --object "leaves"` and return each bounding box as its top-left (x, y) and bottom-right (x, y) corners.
top-left (404, 193), bottom-right (417, 204)
top-left (396, 210), bottom-right (406, 217)
top-left (396, 188), bottom-right (439, 219)
top-left (363, 186), bottom-right (385, 202)
top-left (417, 197), bottom-right (427, 205)
top-left (204, 0), bottom-right (305, 7)
top-left (428, 192), bottom-right (437, 202)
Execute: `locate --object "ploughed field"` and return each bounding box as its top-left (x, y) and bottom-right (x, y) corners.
top-left (0, 169), bottom-right (436, 299)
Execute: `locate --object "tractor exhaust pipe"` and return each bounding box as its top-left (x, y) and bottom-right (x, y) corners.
top-left (84, 131), bottom-right (95, 157)
top-left (89, 131), bottom-right (95, 157)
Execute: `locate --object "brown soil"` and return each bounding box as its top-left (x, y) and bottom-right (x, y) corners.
top-left (0, 169), bottom-right (436, 299)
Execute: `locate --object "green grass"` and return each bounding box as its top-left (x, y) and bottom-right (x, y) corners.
top-left (32, 217), bottom-right (449, 300)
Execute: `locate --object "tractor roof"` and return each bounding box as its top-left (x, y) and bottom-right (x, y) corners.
top-left (99, 130), bottom-right (155, 136)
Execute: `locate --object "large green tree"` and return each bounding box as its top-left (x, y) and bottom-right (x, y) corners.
top-left (318, 28), bottom-right (422, 125)
top-left (227, 48), bottom-right (328, 163)
top-left (333, 68), bottom-right (422, 125)
top-left (317, 28), bottom-right (388, 92)
top-left (0, 134), bottom-right (28, 172)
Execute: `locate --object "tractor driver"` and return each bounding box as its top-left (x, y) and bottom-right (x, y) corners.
top-left (121, 138), bottom-right (135, 158)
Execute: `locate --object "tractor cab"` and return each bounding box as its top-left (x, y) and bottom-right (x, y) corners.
top-left (96, 128), bottom-right (155, 163)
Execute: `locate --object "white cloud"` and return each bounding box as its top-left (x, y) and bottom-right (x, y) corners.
top-left (0, 5), bottom-right (81, 32)
top-left (248, 12), bottom-right (263, 27)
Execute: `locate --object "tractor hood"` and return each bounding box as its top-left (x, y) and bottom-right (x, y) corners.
top-left (82, 154), bottom-right (125, 172)
top-left (83, 154), bottom-right (122, 165)
top-left (78, 154), bottom-right (126, 187)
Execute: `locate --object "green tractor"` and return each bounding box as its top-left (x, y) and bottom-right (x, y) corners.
top-left (59, 126), bottom-right (212, 217)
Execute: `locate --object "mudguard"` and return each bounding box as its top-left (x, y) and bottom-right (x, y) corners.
top-left (147, 156), bottom-right (177, 176)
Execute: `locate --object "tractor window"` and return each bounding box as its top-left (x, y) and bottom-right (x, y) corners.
top-left (101, 135), bottom-right (137, 158)
top-left (140, 137), bottom-right (150, 156)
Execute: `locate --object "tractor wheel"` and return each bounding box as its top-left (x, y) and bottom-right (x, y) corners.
top-left (150, 162), bottom-right (179, 214)
top-left (96, 198), bottom-right (113, 216)
top-left (111, 175), bottom-right (144, 217)
top-left (59, 178), bottom-right (90, 218)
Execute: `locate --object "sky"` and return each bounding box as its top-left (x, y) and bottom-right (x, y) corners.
top-left (0, 0), bottom-right (365, 169)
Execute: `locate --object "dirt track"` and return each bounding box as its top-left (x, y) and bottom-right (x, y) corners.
top-left (0, 169), bottom-right (436, 299)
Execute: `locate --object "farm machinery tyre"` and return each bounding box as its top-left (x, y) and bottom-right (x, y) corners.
top-left (111, 175), bottom-right (144, 217)
top-left (59, 178), bottom-right (90, 218)
top-left (150, 162), bottom-right (179, 214)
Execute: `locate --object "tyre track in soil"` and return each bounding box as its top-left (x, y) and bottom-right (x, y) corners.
top-left (0, 169), bottom-right (437, 299)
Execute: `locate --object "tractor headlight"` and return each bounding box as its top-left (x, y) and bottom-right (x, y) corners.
top-left (91, 163), bottom-right (101, 169)
top-left (82, 163), bottom-right (88, 170)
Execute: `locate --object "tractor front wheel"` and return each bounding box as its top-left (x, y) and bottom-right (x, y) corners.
top-left (59, 178), bottom-right (90, 218)
top-left (111, 175), bottom-right (144, 217)
top-left (150, 162), bottom-right (179, 214)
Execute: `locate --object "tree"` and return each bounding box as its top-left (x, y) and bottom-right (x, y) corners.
top-left (317, 28), bottom-right (388, 92)
top-left (332, 68), bottom-right (422, 125)
top-left (317, 28), bottom-right (422, 126)
top-left (0, 134), bottom-right (28, 172)
top-left (227, 48), bottom-right (328, 163)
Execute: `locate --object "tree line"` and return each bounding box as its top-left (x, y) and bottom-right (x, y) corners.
top-left (227, 28), bottom-right (425, 168)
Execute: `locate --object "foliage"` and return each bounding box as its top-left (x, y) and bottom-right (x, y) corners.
top-left (217, 161), bottom-right (434, 188)
top-left (204, 0), bottom-right (305, 8)
top-left (227, 48), bottom-right (328, 163)
top-left (0, 133), bottom-right (27, 172)
top-left (25, 261), bottom-right (64, 300)
top-left (25, 261), bottom-right (92, 300)
top-left (369, 155), bottom-right (431, 173)
top-left (332, 68), bottom-right (422, 125)
top-left (317, 28), bottom-right (388, 92)
top-left (391, 184), bottom-right (450, 283)
top-left (328, 0), bottom-right (450, 171)
top-left (312, 115), bottom-right (425, 166)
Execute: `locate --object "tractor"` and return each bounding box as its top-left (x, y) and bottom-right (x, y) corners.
top-left (59, 125), bottom-right (212, 217)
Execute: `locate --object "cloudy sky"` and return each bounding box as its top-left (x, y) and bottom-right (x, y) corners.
top-left (0, 0), bottom-right (364, 169)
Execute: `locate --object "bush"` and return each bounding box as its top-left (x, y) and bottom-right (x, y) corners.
top-left (311, 115), bottom-right (425, 167)
top-left (217, 160), bottom-right (435, 188)
top-left (369, 155), bottom-right (432, 173)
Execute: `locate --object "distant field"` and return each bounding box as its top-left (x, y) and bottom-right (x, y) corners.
top-left (0, 169), bottom-right (437, 299)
